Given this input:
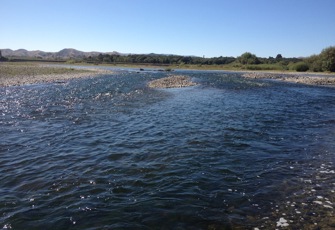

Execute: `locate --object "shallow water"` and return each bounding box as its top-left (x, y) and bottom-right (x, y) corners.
top-left (1, 69), bottom-right (335, 229)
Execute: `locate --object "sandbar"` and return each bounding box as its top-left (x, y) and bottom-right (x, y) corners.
top-left (242, 72), bottom-right (335, 85)
top-left (0, 63), bottom-right (113, 86)
top-left (148, 75), bottom-right (197, 88)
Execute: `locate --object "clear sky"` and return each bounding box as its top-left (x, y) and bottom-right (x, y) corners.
top-left (1, 0), bottom-right (335, 58)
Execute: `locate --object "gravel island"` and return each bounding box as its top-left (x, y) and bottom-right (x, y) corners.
top-left (242, 72), bottom-right (335, 85)
top-left (148, 75), bottom-right (197, 88)
top-left (0, 63), bottom-right (113, 86)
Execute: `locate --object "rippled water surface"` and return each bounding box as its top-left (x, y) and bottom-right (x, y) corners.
top-left (1, 69), bottom-right (335, 229)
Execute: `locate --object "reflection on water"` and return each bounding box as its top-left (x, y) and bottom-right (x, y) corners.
top-left (1, 69), bottom-right (335, 229)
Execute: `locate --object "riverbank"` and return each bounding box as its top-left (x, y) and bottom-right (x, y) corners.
top-left (1, 62), bottom-right (335, 87)
top-left (242, 72), bottom-right (335, 85)
top-left (0, 62), bottom-right (113, 86)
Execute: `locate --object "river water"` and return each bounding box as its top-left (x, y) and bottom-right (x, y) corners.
top-left (1, 69), bottom-right (335, 229)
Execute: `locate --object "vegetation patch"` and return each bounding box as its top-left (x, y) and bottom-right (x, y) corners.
top-left (306, 46), bottom-right (335, 72)
top-left (2, 46), bottom-right (335, 73)
top-left (0, 63), bottom-right (112, 86)
top-left (0, 62), bottom-right (85, 76)
top-left (292, 62), bottom-right (309, 72)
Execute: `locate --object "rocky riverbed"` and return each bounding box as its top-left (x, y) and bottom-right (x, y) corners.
top-left (0, 63), bottom-right (113, 86)
top-left (148, 75), bottom-right (197, 88)
top-left (242, 72), bottom-right (335, 85)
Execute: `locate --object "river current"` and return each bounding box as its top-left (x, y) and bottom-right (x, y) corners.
top-left (1, 68), bottom-right (335, 229)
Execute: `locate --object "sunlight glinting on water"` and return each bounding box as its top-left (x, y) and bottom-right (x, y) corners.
top-left (1, 68), bottom-right (335, 229)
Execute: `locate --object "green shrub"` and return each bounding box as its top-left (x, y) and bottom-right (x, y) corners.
top-left (237, 52), bottom-right (260, 65)
top-left (305, 46), bottom-right (335, 72)
top-left (320, 46), bottom-right (335, 72)
top-left (246, 64), bottom-right (287, 71)
top-left (293, 62), bottom-right (309, 72)
top-left (305, 55), bottom-right (322, 72)
top-left (66, 59), bottom-right (77, 64)
top-left (310, 60), bottom-right (323, 72)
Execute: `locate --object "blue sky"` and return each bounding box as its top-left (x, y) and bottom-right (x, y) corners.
top-left (1, 0), bottom-right (335, 57)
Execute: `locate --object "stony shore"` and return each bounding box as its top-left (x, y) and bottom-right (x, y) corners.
top-left (242, 72), bottom-right (335, 85)
top-left (2, 63), bottom-right (334, 87)
top-left (148, 75), bottom-right (197, 88)
top-left (0, 63), bottom-right (113, 87)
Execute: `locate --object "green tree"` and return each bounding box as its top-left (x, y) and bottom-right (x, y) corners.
top-left (306, 54), bottom-right (322, 72)
top-left (320, 46), bottom-right (335, 72)
top-left (306, 46), bottom-right (335, 72)
top-left (97, 54), bottom-right (104, 62)
top-left (275, 54), bottom-right (283, 61)
top-left (103, 56), bottom-right (111, 63)
top-left (0, 50), bottom-right (8, 61)
top-left (181, 56), bottom-right (192, 64)
top-left (238, 52), bottom-right (260, 65)
top-left (267, 56), bottom-right (275, 64)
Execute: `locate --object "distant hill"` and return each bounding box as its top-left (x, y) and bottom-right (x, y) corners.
top-left (1, 48), bottom-right (123, 60)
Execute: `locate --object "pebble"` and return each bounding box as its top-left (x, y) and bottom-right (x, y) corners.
top-left (276, 217), bottom-right (289, 227)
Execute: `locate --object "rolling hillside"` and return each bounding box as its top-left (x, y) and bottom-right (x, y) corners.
top-left (1, 48), bottom-right (122, 59)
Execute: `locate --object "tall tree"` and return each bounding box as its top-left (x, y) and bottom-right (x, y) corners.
top-left (320, 46), bottom-right (335, 72)
top-left (275, 54), bottom-right (283, 61)
top-left (238, 52), bottom-right (260, 65)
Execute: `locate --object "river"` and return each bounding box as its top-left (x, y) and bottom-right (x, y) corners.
top-left (1, 68), bottom-right (335, 229)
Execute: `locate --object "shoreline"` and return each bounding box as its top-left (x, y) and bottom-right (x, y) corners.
top-left (241, 72), bottom-right (335, 85)
top-left (1, 62), bottom-right (335, 87)
top-left (0, 63), bottom-right (113, 87)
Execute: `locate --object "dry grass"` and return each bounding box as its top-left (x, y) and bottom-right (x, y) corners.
top-left (0, 62), bottom-right (112, 86)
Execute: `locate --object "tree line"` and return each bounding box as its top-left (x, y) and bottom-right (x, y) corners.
top-left (2, 46), bottom-right (334, 72)
top-left (84, 54), bottom-right (237, 66)
top-left (237, 47), bottom-right (335, 72)
top-left (82, 52), bottom-right (308, 72)
top-left (235, 46), bottom-right (335, 72)
top-left (304, 46), bottom-right (335, 72)
top-left (83, 52), bottom-right (302, 69)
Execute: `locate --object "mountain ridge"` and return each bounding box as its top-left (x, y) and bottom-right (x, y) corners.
top-left (1, 48), bottom-right (123, 59)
